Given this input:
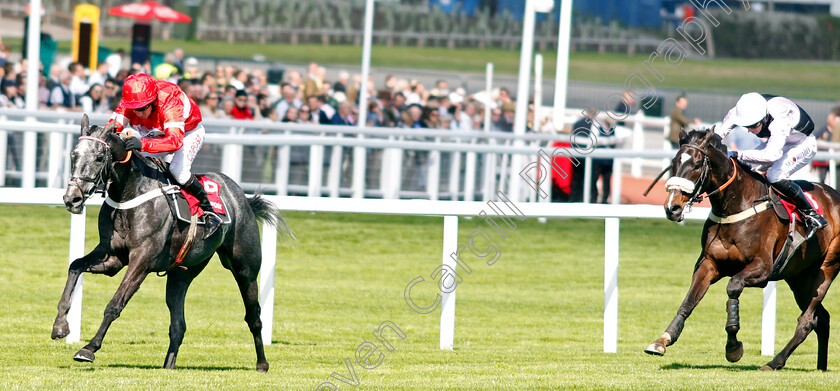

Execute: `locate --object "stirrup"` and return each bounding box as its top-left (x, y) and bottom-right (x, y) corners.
top-left (202, 211), bottom-right (222, 239)
top-left (803, 214), bottom-right (827, 239)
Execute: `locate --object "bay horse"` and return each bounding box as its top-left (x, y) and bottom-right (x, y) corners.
top-left (644, 129), bottom-right (840, 371)
top-left (51, 115), bottom-right (293, 372)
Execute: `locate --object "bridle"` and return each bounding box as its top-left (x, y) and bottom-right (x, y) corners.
top-left (69, 135), bottom-right (132, 198)
top-left (665, 143), bottom-right (738, 211)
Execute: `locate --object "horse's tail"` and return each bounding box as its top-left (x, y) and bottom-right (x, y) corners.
top-left (248, 191), bottom-right (296, 243)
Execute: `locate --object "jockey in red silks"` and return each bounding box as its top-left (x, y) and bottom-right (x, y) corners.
top-left (107, 73), bottom-right (222, 239)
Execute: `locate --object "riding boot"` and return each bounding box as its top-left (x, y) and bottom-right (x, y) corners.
top-left (184, 176), bottom-right (222, 239)
top-left (773, 179), bottom-right (827, 239)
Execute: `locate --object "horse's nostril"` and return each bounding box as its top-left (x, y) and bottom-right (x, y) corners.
top-left (670, 204), bottom-right (682, 213)
top-left (71, 196), bottom-right (82, 205)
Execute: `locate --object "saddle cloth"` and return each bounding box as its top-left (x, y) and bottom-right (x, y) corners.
top-left (170, 176), bottom-right (231, 225)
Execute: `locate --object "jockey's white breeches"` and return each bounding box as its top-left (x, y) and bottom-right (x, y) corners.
top-left (142, 124), bottom-right (205, 185)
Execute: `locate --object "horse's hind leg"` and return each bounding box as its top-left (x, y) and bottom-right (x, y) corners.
top-left (762, 266), bottom-right (838, 371)
top-left (73, 262), bottom-right (150, 363)
top-left (53, 245), bottom-right (124, 340)
top-left (815, 304), bottom-right (830, 371)
top-left (218, 244), bottom-right (269, 373)
top-left (163, 260), bottom-right (209, 370)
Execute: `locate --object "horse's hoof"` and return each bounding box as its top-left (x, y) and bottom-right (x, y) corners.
top-left (257, 361), bottom-right (269, 373)
top-left (644, 342), bottom-right (665, 356)
top-left (725, 341), bottom-right (744, 362)
top-left (73, 348), bottom-right (95, 363)
top-left (759, 365), bottom-right (775, 371)
top-left (51, 321), bottom-right (70, 340)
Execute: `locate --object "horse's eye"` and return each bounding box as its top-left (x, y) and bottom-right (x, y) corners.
top-left (95, 155), bottom-right (104, 162)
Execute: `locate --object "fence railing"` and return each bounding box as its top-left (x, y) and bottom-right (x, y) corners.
top-left (2, 108), bottom-right (839, 204)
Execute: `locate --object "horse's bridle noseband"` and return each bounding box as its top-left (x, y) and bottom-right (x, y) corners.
top-left (666, 143), bottom-right (737, 211)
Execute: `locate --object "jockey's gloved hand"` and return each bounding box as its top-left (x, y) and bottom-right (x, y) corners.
top-left (124, 137), bottom-right (142, 152)
top-left (727, 150), bottom-right (738, 160)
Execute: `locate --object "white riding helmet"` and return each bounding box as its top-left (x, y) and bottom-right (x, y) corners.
top-left (732, 92), bottom-right (767, 127)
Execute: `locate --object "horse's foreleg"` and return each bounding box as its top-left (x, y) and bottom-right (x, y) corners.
top-left (73, 263), bottom-right (149, 363)
top-left (815, 304), bottom-right (830, 371)
top-left (723, 260), bottom-right (771, 363)
top-left (52, 246), bottom-right (123, 340)
top-left (645, 258), bottom-right (720, 356)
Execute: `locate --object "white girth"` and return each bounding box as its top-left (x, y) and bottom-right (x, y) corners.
top-left (104, 185), bottom-right (181, 210)
top-left (708, 201), bottom-right (773, 224)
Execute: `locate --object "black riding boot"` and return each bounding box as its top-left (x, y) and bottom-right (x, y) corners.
top-left (184, 176), bottom-right (222, 239)
top-left (774, 179), bottom-right (827, 239)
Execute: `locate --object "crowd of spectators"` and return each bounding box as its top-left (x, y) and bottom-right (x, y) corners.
top-left (0, 43), bottom-right (552, 134)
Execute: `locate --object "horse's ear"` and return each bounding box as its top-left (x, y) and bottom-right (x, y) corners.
top-left (702, 128), bottom-right (716, 142)
top-left (80, 114), bottom-right (90, 135)
top-left (678, 128), bottom-right (688, 145)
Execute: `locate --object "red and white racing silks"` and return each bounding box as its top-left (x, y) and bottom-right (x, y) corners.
top-left (108, 80), bottom-right (202, 154)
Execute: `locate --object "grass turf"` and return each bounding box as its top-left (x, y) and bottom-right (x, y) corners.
top-left (0, 205), bottom-right (839, 390)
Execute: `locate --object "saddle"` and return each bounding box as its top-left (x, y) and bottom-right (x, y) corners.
top-left (767, 180), bottom-right (824, 279)
top-left (149, 158), bottom-right (231, 225)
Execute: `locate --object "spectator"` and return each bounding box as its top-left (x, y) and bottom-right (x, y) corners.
top-left (457, 101), bottom-right (477, 131)
top-left (303, 62), bottom-right (322, 101)
top-left (406, 104), bottom-right (426, 128)
top-left (48, 70), bottom-right (78, 110)
top-left (105, 48), bottom-right (125, 78)
top-left (282, 106), bottom-right (299, 123)
top-left (230, 90), bottom-right (254, 120)
top-left (297, 104), bottom-right (314, 124)
top-left (308, 95), bottom-right (335, 125)
top-left (78, 84), bottom-right (108, 114)
top-left (68, 62), bottom-right (88, 102)
top-left (0, 80), bottom-right (23, 108)
top-left (172, 47), bottom-right (185, 74)
top-left (500, 101), bottom-right (516, 131)
top-left (334, 70), bottom-right (349, 93)
top-left (220, 97), bottom-right (235, 117)
top-left (331, 101), bottom-right (354, 126)
top-left (199, 92), bottom-right (226, 119)
top-left (668, 95), bottom-right (700, 148)
top-left (183, 57), bottom-right (200, 79)
top-left (367, 101), bottom-right (383, 127)
top-left (103, 77), bottom-right (121, 111)
top-left (489, 107), bottom-right (506, 131)
top-left (274, 83), bottom-right (302, 120)
top-left (88, 62), bottom-right (110, 87)
top-left (825, 106), bottom-right (840, 184)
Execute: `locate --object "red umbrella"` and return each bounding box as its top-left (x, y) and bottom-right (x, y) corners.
top-left (108, 0), bottom-right (191, 23)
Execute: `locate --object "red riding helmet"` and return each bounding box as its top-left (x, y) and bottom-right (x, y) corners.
top-left (121, 73), bottom-right (158, 109)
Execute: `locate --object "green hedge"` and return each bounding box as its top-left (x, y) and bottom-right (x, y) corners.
top-left (711, 10), bottom-right (840, 60)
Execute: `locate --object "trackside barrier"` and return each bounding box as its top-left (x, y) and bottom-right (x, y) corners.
top-left (0, 188), bottom-right (779, 355)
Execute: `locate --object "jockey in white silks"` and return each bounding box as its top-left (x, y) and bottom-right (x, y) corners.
top-left (715, 92), bottom-right (827, 239)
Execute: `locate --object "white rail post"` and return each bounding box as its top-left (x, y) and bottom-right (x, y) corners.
top-left (631, 111), bottom-right (645, 178)
top-left (221, 127), bottom-right (243, 183)
top-left (0, 118), bottom-right (7, 186)
top-left (274, 130), bottom-right (291, 196)
top-left (440, 215), bottom-right (458, 350)
top-left (427, 137), bottom-right (441, 200)
top-left (67, 207), bottom-right (86, 344)
top-left (48, 131), bottom-right (64, 187)
top-left (611, 157), bottom-right (623, 205)
top-left (604, 217), bottom-right (619, 353)
top-left (327, 135), bottom-right (343, 197)
top-left (308, 138), bottom-right (325, 197)
top-left (583, 156), bottom-right (593, 203)
top-left (259, 221), bottom-right (278, 345)
top-left (353, 0), bottom-right (374, 199)
top-left (762, 281), bottom-right (777, 356)
top-left (448, 144), bottom-right (462, 201)
top-left (829, 149), bottom-right (837, 189)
